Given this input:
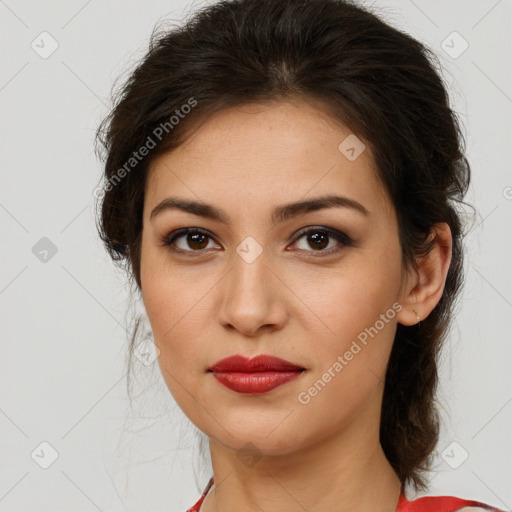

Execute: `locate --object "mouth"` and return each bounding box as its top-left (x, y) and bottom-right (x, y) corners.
top-left (208, 354), bottom-right (306, 394)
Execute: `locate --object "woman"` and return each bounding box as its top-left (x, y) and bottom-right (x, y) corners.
top-left (94, 0), bottom-right (506, 510)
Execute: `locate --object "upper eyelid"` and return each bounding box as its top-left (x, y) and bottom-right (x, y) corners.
top-left (293, 225), bottom-right (346, 238)
top-left (163, 227), bottom-right (221, 250)
top-left (165, 226), bottom-right (350, 250)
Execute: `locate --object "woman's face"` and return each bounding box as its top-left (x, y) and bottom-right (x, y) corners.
top-left (140, 99), bottom-right (414, 456)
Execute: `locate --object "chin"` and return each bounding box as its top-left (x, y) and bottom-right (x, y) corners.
top-left (210, 424), bottom-right (305, 458)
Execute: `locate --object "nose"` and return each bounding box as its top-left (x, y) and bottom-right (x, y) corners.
top-left (217, 246), bottom-right (288, 338)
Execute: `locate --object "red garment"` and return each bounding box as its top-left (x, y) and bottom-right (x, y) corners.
top-left (186, 476), bottom-right (506, 512)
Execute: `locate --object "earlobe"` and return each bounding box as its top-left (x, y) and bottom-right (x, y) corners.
top-left (396, 222), bottom-right (453, 327)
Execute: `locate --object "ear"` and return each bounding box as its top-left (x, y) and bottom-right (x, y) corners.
top-left (396, 222), bottom-right (453, 326)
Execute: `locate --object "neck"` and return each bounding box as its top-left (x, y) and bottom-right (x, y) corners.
top-left (201, 415), bottom-right (403, 512)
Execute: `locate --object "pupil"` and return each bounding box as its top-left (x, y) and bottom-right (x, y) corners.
top-left (309, 232), bottom-right (328, 250)
top-left (188, 233), bottom-right (208, 250)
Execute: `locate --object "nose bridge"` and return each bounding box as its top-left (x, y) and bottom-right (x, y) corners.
top-left (227, 235), bottom-right (271, 308)
top-left (218, 235), bottom-right (286, 335)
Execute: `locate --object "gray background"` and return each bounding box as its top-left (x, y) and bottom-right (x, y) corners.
top-left (1, 0), bottom-right (511, 511)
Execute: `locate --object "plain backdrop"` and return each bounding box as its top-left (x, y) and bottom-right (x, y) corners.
top-left (1, 0), bottom-right (511, 511)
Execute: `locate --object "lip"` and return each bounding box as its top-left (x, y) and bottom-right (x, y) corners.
top-left (208, 354), bottom-right (305, 373)
top-left (208, 355), bottom-right (306, 394)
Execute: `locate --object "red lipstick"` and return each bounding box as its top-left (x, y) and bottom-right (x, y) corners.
top-left (208, 355), bottom-right (305, 394)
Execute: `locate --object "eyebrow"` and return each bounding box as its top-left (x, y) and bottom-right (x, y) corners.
top-left (149, 194), bottom-right (370, 224)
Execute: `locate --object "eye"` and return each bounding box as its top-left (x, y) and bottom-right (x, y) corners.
top-left (161, 228), bottom-right (221, 255)
top-left (160, 226), bottom-right (353, 257)
top-left (290, 226), bottom-right (353, 256)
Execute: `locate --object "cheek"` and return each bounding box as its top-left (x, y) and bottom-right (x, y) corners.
top-left (140, 262), bottom-right (212, 419)
top-left (140, 243), bottom-right (198, 375)
top-left (141, 238), bottom-right (210, 338)
top-left (295, 284), bottom-right (399, 439)
top-left (142, 271), bottom-right (203, 361)
top-left (303, 251), bottom-right (401, 340)
top-left (302, 246), bottom-right (402, 383)
top-left (139, 244), bottom-right (226, 411)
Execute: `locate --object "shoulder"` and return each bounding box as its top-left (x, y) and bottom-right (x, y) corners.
top-left (186, 476), bottom-right (214, 512)
top-left (186, 494), bottom-right (205, 512)
top-left (456, 509), bottom-right (504, 512)
top-left (398, 493), bottom-right (507, 512)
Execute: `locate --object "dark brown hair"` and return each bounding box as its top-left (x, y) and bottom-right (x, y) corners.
top-left (94, 0), bottom-right (473, 493)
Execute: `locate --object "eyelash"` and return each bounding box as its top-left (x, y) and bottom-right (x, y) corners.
top-left (160, 226), bottom-right (353, 258)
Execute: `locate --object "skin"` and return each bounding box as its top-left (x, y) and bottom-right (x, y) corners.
top-left (139, 98), bottom-right (452, 512)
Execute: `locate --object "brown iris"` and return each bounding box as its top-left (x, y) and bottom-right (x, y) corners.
top-left (307, 231), bottom-right (329, 251)
top-left (187, 232), bottom-right (209, 250)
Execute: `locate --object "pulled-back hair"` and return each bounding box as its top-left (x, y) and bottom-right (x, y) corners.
top-left (94, 0), bottom-right (473, 492)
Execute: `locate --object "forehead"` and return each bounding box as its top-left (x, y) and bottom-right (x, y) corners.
top-left (145, 99), bottom-right (394, 224)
